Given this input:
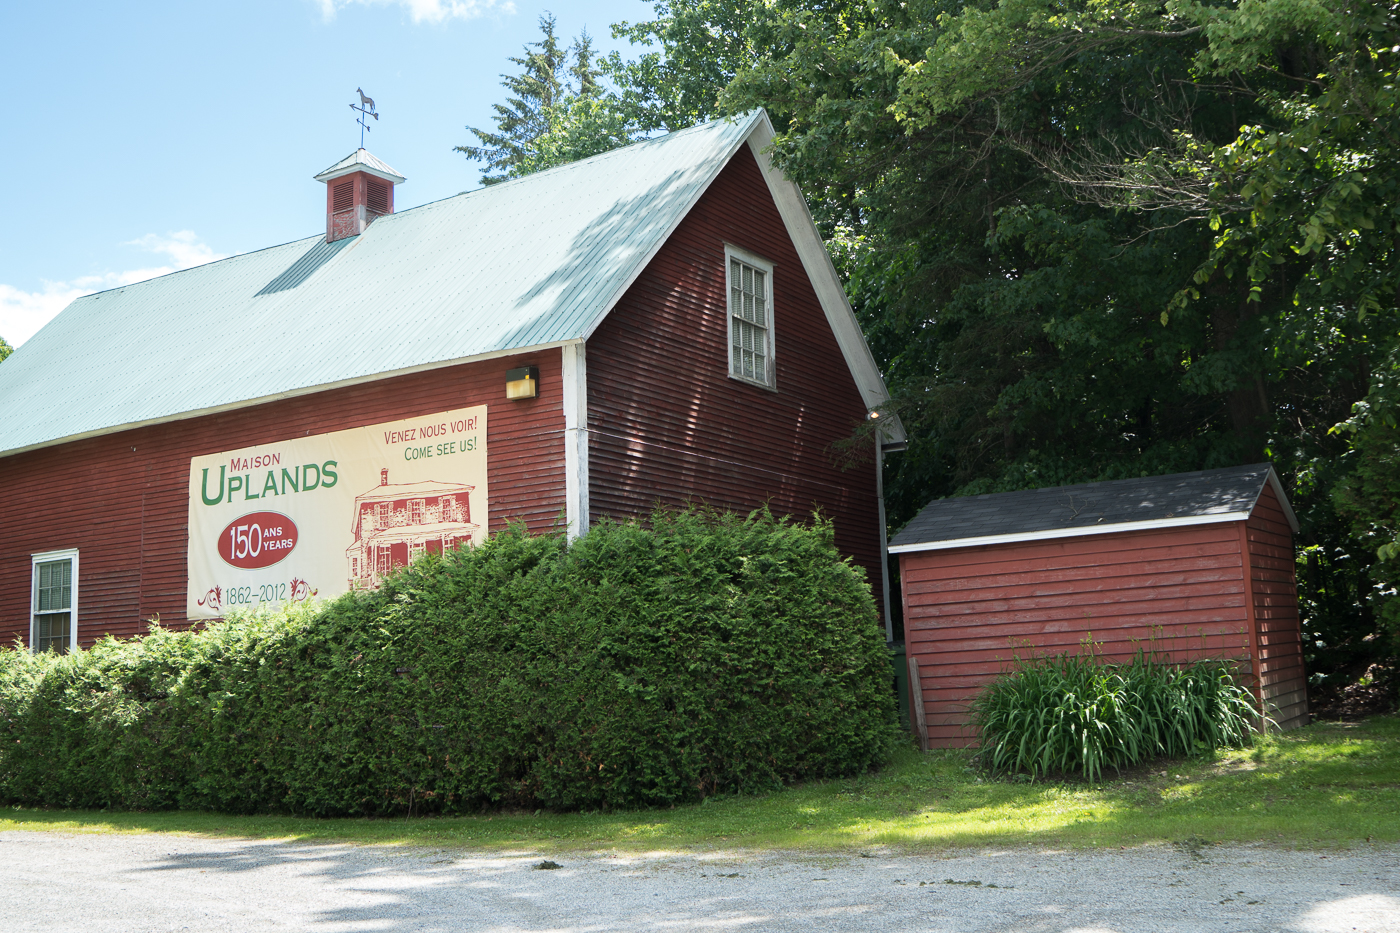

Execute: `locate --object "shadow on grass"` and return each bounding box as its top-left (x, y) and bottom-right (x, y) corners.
top-left (2, 715), bottom-right (1396, 853)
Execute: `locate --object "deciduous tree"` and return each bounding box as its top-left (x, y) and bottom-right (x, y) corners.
top-left (470, 0), bottom-right (1400, 663)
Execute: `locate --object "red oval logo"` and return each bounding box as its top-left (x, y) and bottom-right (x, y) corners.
top-left (217, 512), bottom-right (298, 569)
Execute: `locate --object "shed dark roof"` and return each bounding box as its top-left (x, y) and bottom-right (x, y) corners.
top-left (889, 464), bottom-right (1298, 553)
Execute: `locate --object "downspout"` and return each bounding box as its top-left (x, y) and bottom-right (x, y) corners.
top-left (877, 431), bottom-right (893, 642)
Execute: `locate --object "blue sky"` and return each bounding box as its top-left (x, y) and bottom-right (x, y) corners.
top-left (1, 0), bottom-right (648, 345)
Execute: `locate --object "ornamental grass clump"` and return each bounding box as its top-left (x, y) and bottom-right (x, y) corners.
top-left (971, 651), bottom-right (1262, 782)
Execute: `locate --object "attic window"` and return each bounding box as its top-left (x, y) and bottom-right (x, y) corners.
top-left (367, 179), bottom-right (389, 214)
top-left (332, 180), bottom-right (354, 213)
top-left (726, 246), bottom-right (775, 389)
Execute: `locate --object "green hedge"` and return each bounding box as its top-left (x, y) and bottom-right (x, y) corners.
top-left (971, 651), bottom-right (1262, 782)
top-left (0, 510), bottom-right (896, 814)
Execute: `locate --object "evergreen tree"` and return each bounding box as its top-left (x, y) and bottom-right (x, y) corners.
top-left (456, 14), bottom-right (606, 184)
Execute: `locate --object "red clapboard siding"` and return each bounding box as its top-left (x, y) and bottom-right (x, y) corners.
top-left (0, 352), bottom-right (566, 646)
top-left (1247, 484), bottom-right (1308, 730)
top-left (901, 523), bottom-right (1257, 748)
top-left (586, 144), bottom-right (883, 613)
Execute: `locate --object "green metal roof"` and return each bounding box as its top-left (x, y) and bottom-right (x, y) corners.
top-left (0, 111), bottom-right (900, 458)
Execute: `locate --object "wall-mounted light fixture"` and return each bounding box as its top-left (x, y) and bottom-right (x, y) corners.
top-left (506, 366), bottom-right (539, 400)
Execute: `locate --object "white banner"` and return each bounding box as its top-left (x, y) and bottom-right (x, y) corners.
top-left (186, 405), bottom-right (488, 619)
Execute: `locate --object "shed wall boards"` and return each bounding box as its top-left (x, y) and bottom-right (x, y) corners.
top-left (186, 405), bottom-right (487, 618)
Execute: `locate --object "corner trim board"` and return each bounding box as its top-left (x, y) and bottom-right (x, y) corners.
top-left (561, 342), bottom-right (590, 538)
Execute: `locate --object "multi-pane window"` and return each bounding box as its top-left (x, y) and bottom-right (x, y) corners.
top-left (727, 250), bottom-right (774, 387)
top-left (410, 499), bottom-right (425, 524)
top-left (31, 551), bottom-right (76, 654)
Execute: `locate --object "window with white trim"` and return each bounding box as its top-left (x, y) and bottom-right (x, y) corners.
top-left (31, 549), bottom-right (78, 654)
top-left (726, 246), bottom-right (775, 388)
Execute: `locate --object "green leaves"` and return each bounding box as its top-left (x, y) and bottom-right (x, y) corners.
top-left (452, 0), bottom-right (1400, 663)
top-left (455, 15), bottom-right (613, 184)
top-left (972, 651), bottom-right (1264, 782)
top-left (0, 511), bottom-right (896, 815)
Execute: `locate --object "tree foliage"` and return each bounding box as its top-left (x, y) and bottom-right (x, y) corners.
top-left (0, 337), bottom-right (11, 364)
top-left (472, 0), bottom-right (1400, 664)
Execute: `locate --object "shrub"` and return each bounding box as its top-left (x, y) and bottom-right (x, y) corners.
top-left (971, 651), bottom-right (1263, 782)
top-left (0, 509), bottom-right (897, 814)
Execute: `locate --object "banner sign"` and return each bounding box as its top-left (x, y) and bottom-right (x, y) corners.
top-left (186, 405), bottom-right (488, 619)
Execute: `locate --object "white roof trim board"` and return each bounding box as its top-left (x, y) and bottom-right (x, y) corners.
top-left (743, 115), bottom-right (906, 445)
top-left (0, 111), bottom-right (898, 459)
top-left (887, 511), bottom-right (1253, 553)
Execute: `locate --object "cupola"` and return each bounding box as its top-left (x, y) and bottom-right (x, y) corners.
top-left (313, 149), bottom-right (406, 243)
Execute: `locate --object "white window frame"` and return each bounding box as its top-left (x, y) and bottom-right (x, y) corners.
top-left (725, 244), bottom-right (777, 390)
top-left (30, 548), bottom-right (79, 654)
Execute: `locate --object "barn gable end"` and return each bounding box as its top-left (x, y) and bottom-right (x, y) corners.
top-left (588, 144), bottom-right (882, 609)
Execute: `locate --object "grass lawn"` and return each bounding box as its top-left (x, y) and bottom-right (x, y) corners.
top-left (2, 715), bottom-right (1395, 853)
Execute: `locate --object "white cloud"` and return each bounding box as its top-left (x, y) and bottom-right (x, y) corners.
top-left (317, 0), bottom-right (514, 24)
top-left (0, 232), bottom-right (225, 347)
top-left (124, 230), bottom-right (222, 273)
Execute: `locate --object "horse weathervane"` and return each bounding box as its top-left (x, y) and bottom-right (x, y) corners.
top-left (350, 87), bottom-right (378, 147)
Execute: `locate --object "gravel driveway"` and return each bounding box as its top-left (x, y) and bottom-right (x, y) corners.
top-left (2, 831), bottom-right (1396, 932)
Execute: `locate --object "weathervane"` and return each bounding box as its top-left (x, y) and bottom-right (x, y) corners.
top-left (350, 87), bottom-right (378, 148)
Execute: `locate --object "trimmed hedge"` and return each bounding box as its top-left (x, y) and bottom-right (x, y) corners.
top-left (971, 651), bottom-right (1263, 782)
top-left (0, 510), bottom-right (896, 814)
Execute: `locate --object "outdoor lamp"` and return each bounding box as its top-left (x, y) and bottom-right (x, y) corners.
top-left (506, 366), bottom-right (539, 400)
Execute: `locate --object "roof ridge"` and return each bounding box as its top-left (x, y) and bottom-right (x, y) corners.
top-left (453, 112), bottom-right (761, 198)
top-left (58, 116), bottom-right (764, 307)
top-left (960, 463), bottom-right (1273, 499)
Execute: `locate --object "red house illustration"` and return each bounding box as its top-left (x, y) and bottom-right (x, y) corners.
top-left (346, 468), bottom-right (479, 589)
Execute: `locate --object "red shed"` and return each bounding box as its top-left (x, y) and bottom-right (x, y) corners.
top-left (889, 465), bottom-right (1307, 747)
top-left (0, 111), bottom-right (905, 650)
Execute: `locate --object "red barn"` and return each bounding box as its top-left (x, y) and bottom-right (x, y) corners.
top-left (889, 465), bottom-right (1307, 747)
top-left (0, 111), bottom-right (905, 651)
